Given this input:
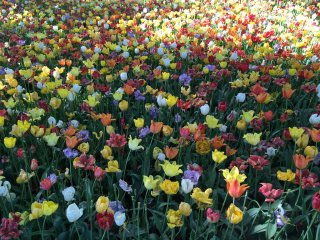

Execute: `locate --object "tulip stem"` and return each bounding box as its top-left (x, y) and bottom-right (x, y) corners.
top-left (122, 150), bottom-right (131, 179)
top-left (302, 211), bottom-right (318, 240)
top-left (294, 169), bottom-right (302, 207)
top-left (161, 195), bottom-right (171, 234)
top-left (41, 216), bottom-right (47, 240)
top-left (100, 230), bottom-right (107, 240)
top-left (73, 221), bottom-right (81, 239)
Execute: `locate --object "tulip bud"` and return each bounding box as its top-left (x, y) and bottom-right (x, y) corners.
top-left (119, 100), bottom-right (128, 111)
top-left (236, 120), bottom-right (246, 130)
top-left (30, 159), bottom-right (39, 171)
top-left (179, 202), bottom-right (192, 216)
top-left (200, 104), bottom-right (210, 115)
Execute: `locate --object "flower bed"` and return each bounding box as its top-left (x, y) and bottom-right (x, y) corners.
top-left (0, 0), bottom-right (319, 239)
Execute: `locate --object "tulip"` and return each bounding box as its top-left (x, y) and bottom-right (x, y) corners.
top-left (200, 104), bottom-right (210, 115)
top-left (235, 93), bottom-right (246, 102)
top-left (222, 166), bottom-right (247, 183)
top-left (96, 196), bottom-right (110, 213)
top-left (312, 192), bottom-right (320, 211)
top-left (179, 202), bottom-right (192, 216)
top-left (288, 127), bottom-right (304, 141)
top-left (206, 208), bottom-right (220, 223)
top-left (226, 204), bottom-right (243, 224)
top-left (66, 203), bottom-right (83, 222)
top-left (160, 179), bottom-right (179, 195)
top-left (119, 100), bottom-right (128, 111)
top-left (212, 149), bottom-right (227, 163)
top-left (43, 133), bottom-right (60, 147)
top-left (134, 118), bottom-right (144, 129)
top-left (4, 137), bottom-right (16, 149)
top-left (62, 186), bottom-right (76, 202)
top-left (293, 154), bottom-right (312, 170)
top-left (128, 136), bottom-right (144, 151)
top-left (181, 179), bottom-right (194, 194)
top-left (160, 160), bottom-right (183, 177)
top-left (191, 188), bottom-right (213, 209)
top-left (42, 201), bottom-right (59, 216)
top-left (167, 209), bottom-right (183, 229)
top-left (114, 211), bottom-right (126, 226)
top-left (143, 175), bottom-right (162, 190)
top-left (243, 133), bottom-right (262, 146)
top-left (29, 202), bottom-right (43, 220)
top-left (227, 180), bottom-right (249, 198)
top-left (205, 115), bottom-right (221, 129)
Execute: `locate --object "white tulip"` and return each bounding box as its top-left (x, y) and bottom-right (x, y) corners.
top-left (66, 203), bottom-right (83, 222)
top-left (200, 104), bottom-right (210, 115)
top-left (235, 93), bottom-right (246, 102)
top-left (157, 95), bottom-right (167, 107)
top-left (162, 58), bottom-right (170, 67)
top-left (114, 211), bottom-right (126, 226)
top-left (120, 72), bottom-right (128, 81)
top-left (62, 186), bottom-right (76, 202)
top-left (157, 153), bottom-right (166, 161)
top-left (157, 47), bottom-right (164, 56)
top-left (309, 114), bottom-right (320, 125)
top-left (48, 116), bottom-right (57, 126)
top-left (122, 52), bottom-right (129, 58)
top-left (266, 147), bottom-right (277, 157)
top-left (181, 179), bottom-right (194, 194)
top-left (80, 46), bottom-right (87, 53)
top-left (72, 84), bottom-right (82, 93)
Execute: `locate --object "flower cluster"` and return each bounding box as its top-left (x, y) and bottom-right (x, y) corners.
top-left (0, 0), bottom-right (319, 239)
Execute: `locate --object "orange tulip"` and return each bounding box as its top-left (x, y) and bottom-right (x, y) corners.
top-left (66, 60), bottom-right (72, 67)
top-left (293, 154), bottom-right (312, 170)
top-left (66, 136), bottom-right (79, 149)
top-left (226, 146), bottom-right (237, 156)
top-left (64, 125), bottom-right (76, 137)
top-left (124, 84), bottom-right (135, 95)
top-left (255, 92), bottom-right (268, 103)
top-left (100, 113), bottom-right (113, 126)
top-left (211, 136), bottom-right (225, 150)
top-left (150, 121), bottom-right (163, 134)
top-left (58, 59), bottom-right (66, 66)
top-left (165, 146), bottom-right (179, 160)
top-left (282, 88), bottom-right (295, 99)
top-left (310, 128), bottom-right (320, 143)
top-left (227, 180), bottom-right (249, 199)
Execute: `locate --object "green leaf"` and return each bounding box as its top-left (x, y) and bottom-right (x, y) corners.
top-left (315, 224), bottom-right (320, 240)
top-left (266, 221), bottom-right (277, 239)
top-left (251, 223), bottom-right (268, 234)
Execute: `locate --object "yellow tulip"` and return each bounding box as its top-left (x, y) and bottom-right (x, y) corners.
top-left (191, 188), bottom-right (213, 209)
top-left (226, 204), bottom-right (243, 224)
top-left (212, 149), bottom-right (227, 163)
top-left (276, 169), bottom-right (296, 182)
top-left (167, 209), bottom-right (183, 229)
top-left (160, 179), bottom-right (179, 195)
top-left (160, 160), bottom-right (183, 177)
top-left (96, 196), bottom-right (110, 213)
top-left (134, 118), bottom-right (144, 129)
top-left (205, 115), bottom-right (221, 129)
top-left (105, 160), bottom-right (121, 172)
top-left (222, 166), bottom-right (247, 183)
top-left (289, 127), bottom-right (304, 141)
top-left (243, 133), bottom-right (262, 146)
top-left (4, 137), bottom-right (16, 149)
top-left (119, 100), bottom-right (128, 111)
top-left (143, 175), bottom-right (163, 190)
top-left (29, 202), bottom-right (44, 220)
top-left (100, 145), bottom-right (112, 159)
top-left (43, 133), bottom-right (60, 147)
top-left (42, 201), bottom-right (59, 216)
